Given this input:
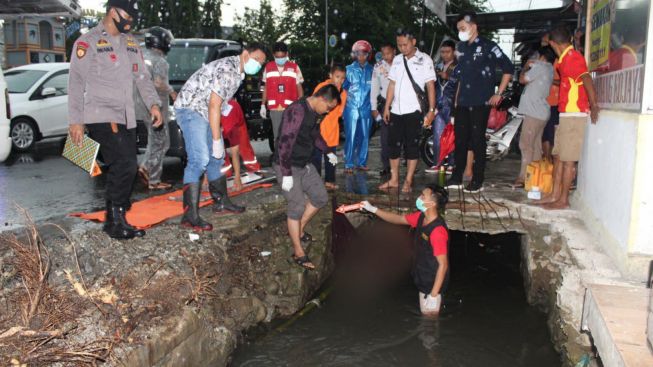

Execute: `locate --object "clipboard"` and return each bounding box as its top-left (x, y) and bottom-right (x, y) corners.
top-left (62, 134), bottom-right (102, 177)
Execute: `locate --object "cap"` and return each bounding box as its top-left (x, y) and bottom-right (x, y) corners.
top-left (107, 0), bottom-right (140, 20)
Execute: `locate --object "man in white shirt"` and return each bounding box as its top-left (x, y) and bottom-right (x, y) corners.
top-left (371, 43), bottom-right (396, 176)
top-left (380, 29), bottom-right (436, 193)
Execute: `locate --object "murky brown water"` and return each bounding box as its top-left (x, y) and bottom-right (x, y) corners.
top-left (231, 224), bottom-right (560, 367)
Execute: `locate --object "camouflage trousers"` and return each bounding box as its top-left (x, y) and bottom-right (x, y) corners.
top-left (140, 120), bottom-right (170, 184)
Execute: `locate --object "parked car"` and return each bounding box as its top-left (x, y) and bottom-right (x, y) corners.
top-left (5, 63), bottom-right (70, 151)
top-left (0, 69), bottom-right (11, 162)
top-left (136, 39), bottom-right (272, 159)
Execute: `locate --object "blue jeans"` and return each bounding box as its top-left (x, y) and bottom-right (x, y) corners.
top-left (176, 108), bottom-right (224, 184)
top-left (432, 111), bottom-right (454, 167)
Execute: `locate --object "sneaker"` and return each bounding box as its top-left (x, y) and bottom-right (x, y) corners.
top-left (425, 166), bottom-right (440, 174)
top-left (446, 178), bottom-right (463, 189)
top-left (463, 182), bottom-right (484, 193)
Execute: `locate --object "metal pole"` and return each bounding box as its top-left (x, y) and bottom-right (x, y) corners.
top-left (325, 0), bottom-right (328, 65)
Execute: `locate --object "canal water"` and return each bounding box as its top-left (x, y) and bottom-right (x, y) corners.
top-left (231, 221), bottom-right (560, 367)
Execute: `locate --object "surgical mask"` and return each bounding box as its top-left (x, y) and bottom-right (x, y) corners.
top-left (275, 57), bottom-right (288, 66)
top-left (416, 198), bottom-right (427, 212)
top-left (244, 58), bottom-right (262, 75)
top-left (458, 31), bottom-right (471, 42)
top-left (113, 10), bottom-right (133, 34)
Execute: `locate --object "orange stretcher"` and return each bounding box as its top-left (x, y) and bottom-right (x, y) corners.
top-left (69, 183), bottom-right (273, 229)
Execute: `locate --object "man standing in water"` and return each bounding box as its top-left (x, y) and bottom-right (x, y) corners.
top-left (362, 184), bottom-right (449, 315)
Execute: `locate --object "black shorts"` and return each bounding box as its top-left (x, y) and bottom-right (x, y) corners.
top-left (388, 111), bottom-right (422, 160)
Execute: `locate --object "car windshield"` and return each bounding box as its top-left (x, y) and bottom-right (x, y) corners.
top-left (5, 70), bottom-right (47, 93)
top-left (167, 44), bottom-right (211, 82)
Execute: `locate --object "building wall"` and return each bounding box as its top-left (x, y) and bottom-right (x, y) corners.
top-left (577, 110), bottom-right (637, 250)
top-left (575, 110), bottom-right (653, 279)
top-left (629, 115), bottom-right (653, 254)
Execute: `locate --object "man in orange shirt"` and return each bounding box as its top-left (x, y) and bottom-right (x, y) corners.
top-left (312, 64), bottom-right (347, 190)
top-left (535, 25), bottom-right (599, 210)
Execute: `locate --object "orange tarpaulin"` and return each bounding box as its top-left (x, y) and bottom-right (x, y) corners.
top-left (69, 183), bottom-right (273, 230)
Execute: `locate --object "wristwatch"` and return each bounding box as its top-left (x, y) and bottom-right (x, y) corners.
top-left (429, 107), bottom-right (436, 113)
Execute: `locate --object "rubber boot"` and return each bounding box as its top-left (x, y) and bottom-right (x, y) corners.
top-left (104, 204), bottom-right (144, 239)
top-left (117, 205), bottom-right (145, 238)
top-left (181, 183), bottom-right (213, 231)
top-left (103, 200), bottom-right (113, 233)
top-left (209, 176), bottom-right (245, 213)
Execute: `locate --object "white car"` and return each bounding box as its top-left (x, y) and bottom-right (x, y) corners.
top-left (5, 63), bottom-right (70, 151)
top-left (0, 69), bottom-right (10, 162)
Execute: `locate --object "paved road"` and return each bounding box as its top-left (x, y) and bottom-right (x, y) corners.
top-left (0, 137), bottom-right (273, 230)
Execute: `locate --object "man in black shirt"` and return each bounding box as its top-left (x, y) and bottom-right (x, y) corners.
top-left (447, 12), bottom-right (514, 193)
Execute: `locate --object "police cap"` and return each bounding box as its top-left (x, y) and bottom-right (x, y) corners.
top-left (107, 0), bottom-right (140, 20)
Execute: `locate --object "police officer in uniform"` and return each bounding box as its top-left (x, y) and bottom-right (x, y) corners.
top-left (68, 0), bottom-right (162, 240)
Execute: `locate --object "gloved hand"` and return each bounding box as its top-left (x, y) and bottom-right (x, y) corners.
top-left (282, 176), bottom-right (293, 192)
top-left (327, 152), bottom-right (338, 166)
top-left (361, 200), bottom-right (377, 214)
top-left (260, 104), bottom-right (267, 119)
top-left (212, 139), bottom-right (225, 160)
top-left (424, 294), bottom-right (442, 311)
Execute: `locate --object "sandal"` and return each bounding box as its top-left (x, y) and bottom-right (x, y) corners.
top-left (291, 255), bottom-right (315, 270)
top-left (137, 166), bottom-right (149, 185)
top-left (300, 232), bottom-right (313, 243)
top-left (148, 182), bottom-right (172, 190)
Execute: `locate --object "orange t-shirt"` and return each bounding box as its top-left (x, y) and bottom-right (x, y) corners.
top-left (608, 45), bottom-right (638, 71)
top-left (313, 80), bottom-right (347, 147)
top-left (546, 60), bottom-right (560, 107)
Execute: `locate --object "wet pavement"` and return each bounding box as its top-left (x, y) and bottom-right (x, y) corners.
top-left (0, 137), bottom-right (273, 229)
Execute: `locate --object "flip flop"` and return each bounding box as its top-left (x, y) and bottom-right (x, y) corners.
top-left (148, 182), bottom-right (172, 190)
top-left (291, 255), bottom-right (315, 270)
top-left (137, 166), bottom-right (149, 185)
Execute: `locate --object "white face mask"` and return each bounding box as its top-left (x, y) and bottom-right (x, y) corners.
top-left (458, 31), bottom-right (471, 42)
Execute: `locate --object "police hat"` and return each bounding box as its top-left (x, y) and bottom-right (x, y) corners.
top-left (107, 0), bottom-right (140, 20)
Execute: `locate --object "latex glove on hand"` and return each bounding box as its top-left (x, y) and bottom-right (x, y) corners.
top-left (327, 152), bottom-right (338, 166)
top-left (260, 104), bottom-right (267, 119)
top-left (212, 139), bottom-right (225, 160)
top-left (424, 294), bottom-right (442, 312)
top-left (282, 176), bottom-right (293, 192)
top-left (361, 200), bottom-right (378, 214)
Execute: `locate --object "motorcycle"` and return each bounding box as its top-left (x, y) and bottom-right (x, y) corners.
top-left (419, 88), bottom-right (523, 167)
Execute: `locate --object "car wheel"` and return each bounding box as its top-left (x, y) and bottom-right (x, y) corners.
top-left (10, 118), bottom-right (37, 152)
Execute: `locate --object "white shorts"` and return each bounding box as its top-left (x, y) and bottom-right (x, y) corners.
top-left (418, 292), bottom-right (442, 314)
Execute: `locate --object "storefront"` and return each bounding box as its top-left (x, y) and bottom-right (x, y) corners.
top-left (576, 0), bottom-right (653, 279)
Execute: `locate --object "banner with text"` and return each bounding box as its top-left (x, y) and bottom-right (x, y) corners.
top-left (595, 64), bottom-right (644, 111)
top-left (590, 0), bottom-right (613, 70)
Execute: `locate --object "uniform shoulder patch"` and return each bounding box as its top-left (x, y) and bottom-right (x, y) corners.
top-left (76, 41), bottom-right (89, 59)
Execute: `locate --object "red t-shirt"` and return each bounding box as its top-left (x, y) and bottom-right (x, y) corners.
top-left (557, 46), bottom-right (590, 113)
top-left (608, 46), bottom-right (637, 71)
top-left (405, 212), bottom-right (448, 256)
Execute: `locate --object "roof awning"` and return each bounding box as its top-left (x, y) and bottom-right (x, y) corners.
top-left (447, 2), bottom-right (580, 44)
top-left (0, 0), bottom-right (82, 18)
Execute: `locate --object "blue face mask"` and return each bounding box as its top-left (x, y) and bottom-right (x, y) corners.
top-left (244, 58), bottom-right (262, 75)
top-left (416, 198), bottom-right (427, 212)
top-left (275, 57), bottom-right (288, 66)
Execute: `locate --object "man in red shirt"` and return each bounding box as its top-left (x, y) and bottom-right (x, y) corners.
top-left (535, 25), bottom-right (599, 210)
top-left (220, 100), bottom-right (262, 191)
top-left (608, 28), bottom-right (645, 72)
top-left (261, 42), bottom-right (304, 150)
top-left (362, 184), bottom-right (449, 316)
